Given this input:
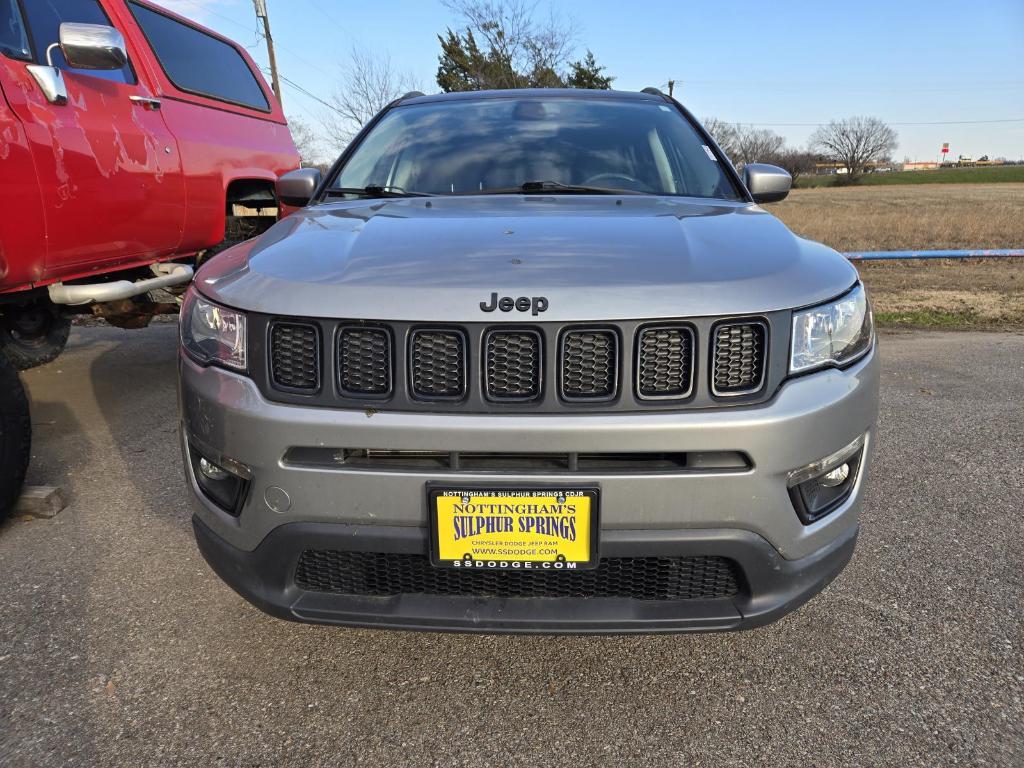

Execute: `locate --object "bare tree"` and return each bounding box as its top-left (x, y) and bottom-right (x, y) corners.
top-left (810, 116), bottom-right (898, 181)
top-left (319, 47), bottom-right (419, 151)
top-left (772, 148), bottom-right (818, 186)
top-left (286, 116), bottom-right (324, 168)
top-left (733, 125), bottom-right (786, 167)
top-left (701, 117), bottom-right (739, 163)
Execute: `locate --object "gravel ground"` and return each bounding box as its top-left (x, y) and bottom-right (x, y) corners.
top-left (1, 326), bottom-right (1022, 767)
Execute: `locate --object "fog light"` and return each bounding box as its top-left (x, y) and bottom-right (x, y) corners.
top-left (787, 435), bottom-right (866, 525)
top-left (198, 457), bottom-right (229, 481)
top-left (189, 443), bottom-right (249, 516)
top-left (820, 463), bottom-right (850, 488)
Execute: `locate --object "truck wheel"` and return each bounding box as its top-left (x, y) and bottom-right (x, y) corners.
top-left (0, 353), bottom-right (31, 522)
top-left (0, 303), bottom-right (71, 370)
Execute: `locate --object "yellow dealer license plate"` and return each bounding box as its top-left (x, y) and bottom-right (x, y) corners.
top-left (429, 487), bottom-right (599, 570)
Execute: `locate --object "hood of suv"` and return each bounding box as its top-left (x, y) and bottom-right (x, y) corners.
top-left (198, 196), bottom-right (858, 322)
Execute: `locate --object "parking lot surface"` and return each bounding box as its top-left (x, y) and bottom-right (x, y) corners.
top-left (1, 325), bottom-right (1022, 767)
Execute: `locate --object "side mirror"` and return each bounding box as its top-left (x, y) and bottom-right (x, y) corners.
top-left (59, 22), bottom-right (128, 70)
top-left (743, 163), bottom-right (792, 204)
top-left (277, 168), bottom-right (322, 207)
top-left (25, 23), bottom-right (127, 106)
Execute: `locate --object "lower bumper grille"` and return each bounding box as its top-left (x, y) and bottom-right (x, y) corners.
top-left (294, 550), bottom-right (741, 601)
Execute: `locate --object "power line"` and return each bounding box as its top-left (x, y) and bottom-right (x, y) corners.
top-left (303, 0), bottom-right (353, 37)
top-left (170, 0), bottom-right (257, 34)
top-left (266, 68), bottom-right (344, 116)
top-left (254, 29), bottom-right (335, 79)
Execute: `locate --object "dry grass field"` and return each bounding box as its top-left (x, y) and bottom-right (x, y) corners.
top-left (765, 183), bottom-right (1024, 328)
top-left (767, 183), bottom-right (1024, 252)
top-left (857, 258), bottom-right (1024, 329)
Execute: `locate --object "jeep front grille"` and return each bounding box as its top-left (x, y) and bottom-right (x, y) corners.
top-left (269, 321), bottom-right (319, 391)
top-left (295, 550), bottom-right (742, 601)
top-left (712, 321), bottom-right (767, 396)
top-left (260, 315), bottom-right (779, 410)
top-left (410, 329), bottom-right (466, 400)
top-left (560, 329), bottom-right (617, 400)
top-left (485, 330), bottom-right (541, 401)
top-left (337, 326), bottom-right (391, 397)
top-left (637, 325), bottom-right (694, 399)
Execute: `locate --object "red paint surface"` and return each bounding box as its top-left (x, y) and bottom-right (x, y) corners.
top-left (0, 0), bottom-right (299, 294)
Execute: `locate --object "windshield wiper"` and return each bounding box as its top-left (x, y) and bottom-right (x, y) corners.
top-left (326, 185), bottom-right (435, 199)
top-left (476, 180), bottom-right (645, 196)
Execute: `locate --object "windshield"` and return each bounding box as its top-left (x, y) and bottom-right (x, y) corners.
top-left (329, 96), bottom-right (743, 200)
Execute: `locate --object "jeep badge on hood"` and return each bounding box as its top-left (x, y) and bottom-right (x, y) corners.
top-left (480, 293), bottom-right (549, 316)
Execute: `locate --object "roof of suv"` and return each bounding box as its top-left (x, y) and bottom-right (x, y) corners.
top-left (397, 88), bottom-right (668, 106)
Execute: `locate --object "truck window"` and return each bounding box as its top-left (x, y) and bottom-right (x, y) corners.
top-left (128, 2), bottom-right (269, 112)
top-left (0, 0), bottom-right (31, 60)
top-left (21, 0), bottom-right (136, 84)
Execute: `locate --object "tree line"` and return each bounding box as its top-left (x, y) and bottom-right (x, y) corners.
top-left (701, 117), bottom-right (898, 185)
top-left (293, 0), bottom-right (898, 184)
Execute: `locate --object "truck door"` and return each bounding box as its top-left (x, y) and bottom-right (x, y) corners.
top-left (0, 0), bottom-right (47, 290)
top-left (5, 0), bottom-right (185, 280)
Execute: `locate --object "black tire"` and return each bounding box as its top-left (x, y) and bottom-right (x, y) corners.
top-left (0, 302), bottom-right (71, 370)
top-left (0, 353), bottom-right (31, 522)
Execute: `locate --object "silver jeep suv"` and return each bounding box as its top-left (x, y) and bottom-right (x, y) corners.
top-left (179, 89), bottom-right (877, 634)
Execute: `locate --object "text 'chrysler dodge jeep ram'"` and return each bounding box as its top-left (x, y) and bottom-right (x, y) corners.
top-left (179, 88), bottom-right (878, 634)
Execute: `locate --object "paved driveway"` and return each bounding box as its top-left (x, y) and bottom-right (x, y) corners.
top-left (1, 326), bottom-right (1021, 767)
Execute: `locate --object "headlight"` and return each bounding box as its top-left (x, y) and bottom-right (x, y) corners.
top-left (180, 290), bottom-right (247, 371)
top-left (790, 283), bottom-right (873, 374)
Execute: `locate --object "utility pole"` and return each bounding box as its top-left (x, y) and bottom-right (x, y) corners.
top-left (667, 79), bottom-right (676, 98)
top-left (252, 0), bottom-right (282, 107)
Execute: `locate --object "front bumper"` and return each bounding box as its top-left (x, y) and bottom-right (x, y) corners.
top-left (181, 345), bottom-right (878, 633)
top-left (193, 513), bottom-right (858, 634)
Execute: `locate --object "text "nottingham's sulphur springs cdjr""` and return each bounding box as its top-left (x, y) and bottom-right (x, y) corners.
top-left (179, 87), bottom-right (877, 634)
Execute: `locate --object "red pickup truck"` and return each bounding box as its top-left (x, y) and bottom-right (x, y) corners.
top-left (0, 0), bottom-right (299, 517)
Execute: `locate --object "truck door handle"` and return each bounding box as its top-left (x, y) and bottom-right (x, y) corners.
top-left (129, 95), bottom-right (161, 110)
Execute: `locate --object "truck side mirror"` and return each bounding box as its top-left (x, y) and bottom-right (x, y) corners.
top-left (25, 23), bottom-right (127, 105)
top-left (58, 22), bottom-right (128, 70)
top-left (277, 168), bottom-right (322, 207)
top-left (743, 163), bottom-right (792, 204)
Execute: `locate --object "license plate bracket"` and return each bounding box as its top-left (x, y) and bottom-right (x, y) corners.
top-left (428, 485), bottom-right (600, 571)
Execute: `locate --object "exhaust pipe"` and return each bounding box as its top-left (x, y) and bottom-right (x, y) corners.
top-left (48, 263), bottom-right (194, 306)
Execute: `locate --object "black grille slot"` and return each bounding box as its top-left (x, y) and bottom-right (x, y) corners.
top-left (485, 330), bottom-right (541, 401)
top-left (269, 322), bottom-right (319, 391)
top-left (410, 329), bottom-right (466, 400)
top-left (637, 325), bottom-right (694, 399)
top-left (561, 329), bottom-right (617, 400)
top-left (712, 321), bottom-right (766, 395)
top-left (295, 551), bottom-right (741, 601)
top-left (337, 326), bottom-right (391, 397)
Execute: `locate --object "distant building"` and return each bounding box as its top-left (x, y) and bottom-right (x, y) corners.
top-left (814, 162), bottom-right (849, 175)
top-left (814, 161), bottom-right (895, 175)
top-left (903, 161), bottom-right (939, 171)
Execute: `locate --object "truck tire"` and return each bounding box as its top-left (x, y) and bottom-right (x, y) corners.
top-left (0, 353), bottom-right (31, 522)
top-left (0, 303), bottom-right (71, 370)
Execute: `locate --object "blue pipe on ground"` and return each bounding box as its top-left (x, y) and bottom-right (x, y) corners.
top-left (844, 249), bottom-right (1024, 260)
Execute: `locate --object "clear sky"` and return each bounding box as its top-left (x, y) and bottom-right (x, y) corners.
top-left (157, 0), bottom-right (1024, 162)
